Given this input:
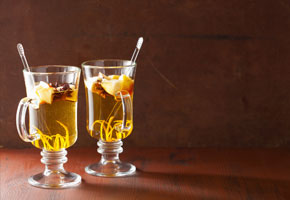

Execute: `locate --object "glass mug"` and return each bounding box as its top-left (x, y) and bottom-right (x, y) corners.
top-left (82, 59), bottom-right (136, 177)
top-left (16, 65), bottom-right (81, 188)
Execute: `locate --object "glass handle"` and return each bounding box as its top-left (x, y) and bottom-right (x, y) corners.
top-left (16, 97), bottom-right (40, 142)
top-left (117, 91), bottom-right (133, 131)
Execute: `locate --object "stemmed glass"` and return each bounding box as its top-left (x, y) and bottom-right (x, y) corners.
top-left (82, 60), bottom-right (136, 177)
top-left (16, 65), bottom-right (81, 188)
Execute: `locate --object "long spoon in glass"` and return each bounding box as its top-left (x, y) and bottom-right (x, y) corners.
top-left (120, 37), bottom-right (144, 129)
top-left (130, 37), bottom-right (144, 63)
top-left (17, 43), bottom-right (35, 85)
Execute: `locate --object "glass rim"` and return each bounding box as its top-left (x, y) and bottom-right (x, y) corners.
top-left (81, 59), bottom-right (137, 69)
top-left (23, 65), bottom-right (81, 75)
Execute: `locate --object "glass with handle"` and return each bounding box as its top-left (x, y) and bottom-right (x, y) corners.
top-left (82, 59), bottom-right (136, 177)
top-left (16, 65), bottom-right (81, 188)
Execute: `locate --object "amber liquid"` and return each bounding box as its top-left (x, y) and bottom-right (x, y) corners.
top-left (85, 87), bottom-right (133, 142)
top-left (29, 94), bottom-right (78, 151)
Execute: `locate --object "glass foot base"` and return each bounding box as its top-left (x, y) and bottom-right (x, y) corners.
top-left (85, 161), bottom-right (136, 177)
top-left (28, 171), bottom-right (81, 189)
top-left (28, 149), bottom-right (81, 189)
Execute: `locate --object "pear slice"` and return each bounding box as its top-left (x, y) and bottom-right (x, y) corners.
top-left (98, 72), bottom-right (110, 80)
top-left (119, 74), bottom-right (134, 94)
top-left (101, 79), bottom-right (122, 96)
top-left (34, 81), bottom-right (54, 104)
top-left (108, 75), bottom-right (119, 80)
top-left (35, 81), bottom-right (50, 89)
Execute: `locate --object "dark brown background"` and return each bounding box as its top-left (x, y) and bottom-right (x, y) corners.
top-left (1, 0), bottom-right (290, 148)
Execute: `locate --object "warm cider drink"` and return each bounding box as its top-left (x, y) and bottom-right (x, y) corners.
top-left (85, 73), bottom-right (134, 142)
top-left (82, 59), bottom-right (137, 177)
top-left (16, 65), bottom-right (81, 188)
top-left (29, 81), bottom-right (78, 151)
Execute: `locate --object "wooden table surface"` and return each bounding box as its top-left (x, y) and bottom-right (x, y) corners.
top-left (0, 147), bottom-right (290, 200)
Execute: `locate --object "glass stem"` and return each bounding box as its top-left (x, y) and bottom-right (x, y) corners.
top-left (97, 140), bottom-right (123, 164)
top-left (41, 149), bottom-right (67, 175)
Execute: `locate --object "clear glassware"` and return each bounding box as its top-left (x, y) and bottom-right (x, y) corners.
top-left (16, 65), bottom-right (81, 188)
top-left (82, 59), bottom-right (136, 177)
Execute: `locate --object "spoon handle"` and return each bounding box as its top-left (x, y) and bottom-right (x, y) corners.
top-left (17, 43), bottom-right (30, 71)
top-left (130, 37), bottom-right (143, 63)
